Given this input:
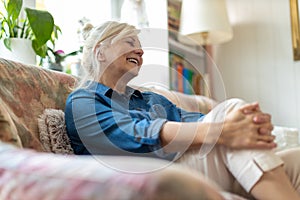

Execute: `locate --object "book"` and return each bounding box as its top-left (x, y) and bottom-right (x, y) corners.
top-left (169, 53), bottom-right (178, 91)
top-left (182, 67), bottom-right (194, 94)
top-left (192, 74), bottom-right (203, 95)
top-left (167, 0), bottom-right (182, 39)
top-left (176, 62), bottom-right (184, 93)
top-left (169, 52), bottom-right (183, 91)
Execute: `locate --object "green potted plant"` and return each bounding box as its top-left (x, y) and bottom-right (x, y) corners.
top-left (0, 0), bottom-right (60, 61)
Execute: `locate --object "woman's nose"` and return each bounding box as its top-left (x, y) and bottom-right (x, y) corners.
top-left (134, 48), bottom-right (144, 57)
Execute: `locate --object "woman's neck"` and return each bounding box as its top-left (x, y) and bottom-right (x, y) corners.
top-left (99, 75), bottom-right (129, 94)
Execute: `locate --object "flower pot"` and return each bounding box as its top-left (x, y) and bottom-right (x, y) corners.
top-left (0, 38), bottom-right (36, 65)
top-left (48, 62), bottom-right (63, 72)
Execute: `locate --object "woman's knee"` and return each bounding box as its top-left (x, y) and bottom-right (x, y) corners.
top-left (224, 98), bottom-right (247, 111)
top-left (203, 98), bottom-right (247, 122)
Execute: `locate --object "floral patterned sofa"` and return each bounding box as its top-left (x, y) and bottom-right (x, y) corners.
top-left (0, 58), bottom-right (247, 200)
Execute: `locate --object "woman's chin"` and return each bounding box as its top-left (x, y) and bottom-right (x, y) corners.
top-left (129, 72), bottom-right (139, 79)
top-left (129, 67), bottom-right (140, 76)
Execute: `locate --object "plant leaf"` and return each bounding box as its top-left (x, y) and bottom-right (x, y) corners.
top-left (7, 0), bottom-right (22, 21)
top-left (25, 8), bottom-right (54, 47)
top-left (3, 38), bottom-right (12, 50)
top-left (32, 40), bottom-right (47, 58)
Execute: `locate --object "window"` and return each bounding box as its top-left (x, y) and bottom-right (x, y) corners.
top-left (39, 0), bottom-right (111, 53)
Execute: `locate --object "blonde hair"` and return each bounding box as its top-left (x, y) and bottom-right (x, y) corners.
top-left (76, 21), bottom-right (139, 89)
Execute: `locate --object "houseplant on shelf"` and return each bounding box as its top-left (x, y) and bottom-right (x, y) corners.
top-left (0, 0), bottom-right (59, 64)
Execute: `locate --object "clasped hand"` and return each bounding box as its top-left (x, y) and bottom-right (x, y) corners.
top-left (220, 102), bottom-right (276, 149)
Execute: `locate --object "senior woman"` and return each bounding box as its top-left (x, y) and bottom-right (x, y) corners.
top-left (65, 21), bottom-right (300, 199)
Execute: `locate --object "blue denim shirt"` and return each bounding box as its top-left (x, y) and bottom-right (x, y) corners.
top-left (65, 82), bottom-right (205, 160)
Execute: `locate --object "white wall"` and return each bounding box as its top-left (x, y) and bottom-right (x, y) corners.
top-left (213, 0), bottom-right (300, 130)
top-left (129, 0), bottom-right (169, 88)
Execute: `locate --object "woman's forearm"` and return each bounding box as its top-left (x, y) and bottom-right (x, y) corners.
top-left (160, 112), bottom-right (276, 153)
top-left (160, 121), bottom-right (223, 153)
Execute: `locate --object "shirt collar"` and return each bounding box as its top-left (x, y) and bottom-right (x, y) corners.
top-left (95, 82), bottom-right (143, 99)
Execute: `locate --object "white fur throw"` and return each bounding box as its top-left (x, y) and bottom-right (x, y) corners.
top-left (38, 109), bottom-right (74, 154)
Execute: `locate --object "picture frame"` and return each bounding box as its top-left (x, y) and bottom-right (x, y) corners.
top-left (290, 0), bottom-right (300, 60)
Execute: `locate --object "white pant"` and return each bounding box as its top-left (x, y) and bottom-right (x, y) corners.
top-left (175, 98), bottom-right (300, 197)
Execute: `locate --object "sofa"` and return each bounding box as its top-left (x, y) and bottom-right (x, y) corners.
top-left (0, 57), bottom-right (267, 199)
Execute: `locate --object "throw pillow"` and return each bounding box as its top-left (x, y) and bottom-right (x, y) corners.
top-left (38, 109), bottom-right (74, 154)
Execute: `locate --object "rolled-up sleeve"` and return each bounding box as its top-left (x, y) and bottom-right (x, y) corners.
top-left (177, 108), bottom-right (205, 122)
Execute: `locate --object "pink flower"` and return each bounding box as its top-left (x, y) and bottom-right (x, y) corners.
top-left (54, 50), bottom-right (65, 55)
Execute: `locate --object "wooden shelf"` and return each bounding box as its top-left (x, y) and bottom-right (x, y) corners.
top-left (168, 37), bottom-right (204, 58)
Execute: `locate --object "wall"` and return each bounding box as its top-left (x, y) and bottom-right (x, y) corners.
top-left (128, 0), bottom-right (169, 88)
top-left (213, 0), bottom-right (300, 129)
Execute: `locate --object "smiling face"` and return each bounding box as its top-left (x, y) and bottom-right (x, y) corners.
top-left (101, 34), bottom-right (144, 81)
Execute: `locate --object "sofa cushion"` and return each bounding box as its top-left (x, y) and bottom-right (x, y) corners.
top-left (0, 101), bottom-right (22, 148)
top-left (38, 109), bottom-right (73, 154)
top-left (0, 141), bottom-right (235, 200)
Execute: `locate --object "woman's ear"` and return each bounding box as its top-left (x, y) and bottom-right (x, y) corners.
top-left (95, 45), bottom-right (106, 61)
